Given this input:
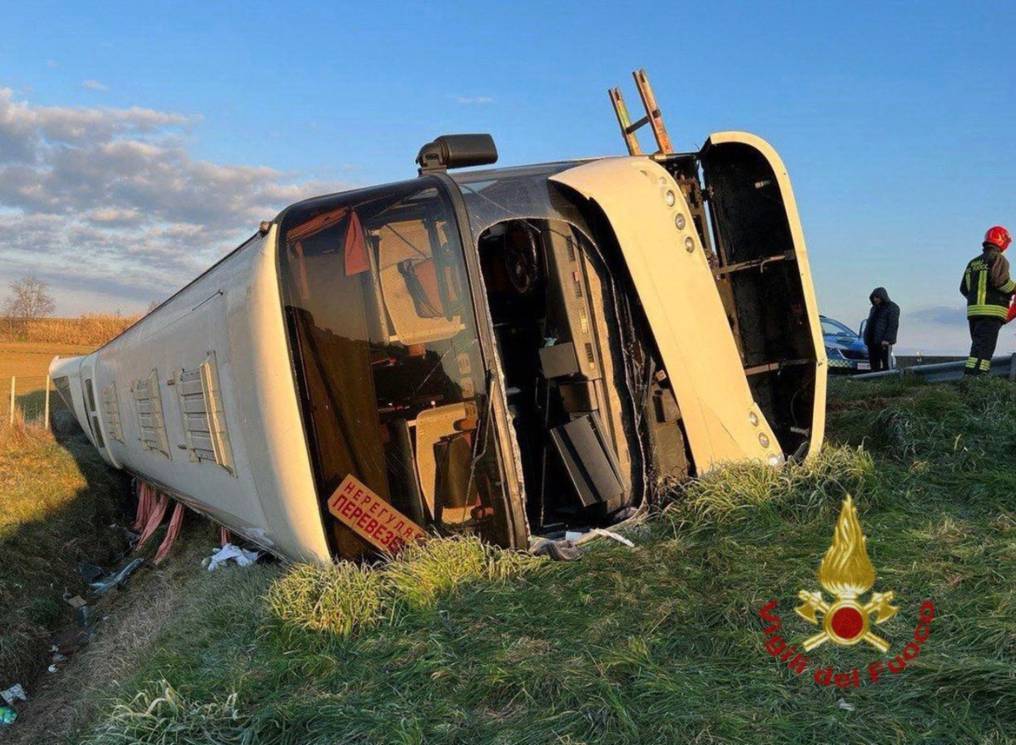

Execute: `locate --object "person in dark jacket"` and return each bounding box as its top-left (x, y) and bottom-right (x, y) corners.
top-left (863, 287), bottom-right (900, 372)
top-left (960, 225), bottom-right (1014, 375)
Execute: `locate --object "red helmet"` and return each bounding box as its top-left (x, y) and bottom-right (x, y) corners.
top-left (984, 225), bottom-right (1012, 252)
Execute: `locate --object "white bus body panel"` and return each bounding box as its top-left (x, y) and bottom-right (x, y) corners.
top-left (50, 227), bottom-right (331, 563)
top-left (50, 355), bottom-right (90, 442)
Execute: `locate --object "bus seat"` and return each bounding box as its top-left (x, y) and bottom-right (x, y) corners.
top-left (414, 403), bottom-right (476, 524)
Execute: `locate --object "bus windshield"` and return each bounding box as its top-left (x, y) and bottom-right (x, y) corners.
top-left (277, 178), bottom-right (510, 558)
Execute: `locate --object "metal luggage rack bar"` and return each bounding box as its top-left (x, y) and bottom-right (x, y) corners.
top-left (712, 251), bottom-right (796, 277)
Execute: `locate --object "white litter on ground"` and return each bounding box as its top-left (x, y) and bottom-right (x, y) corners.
top-left (204, 543), bottom-right (261, 571)
top-left (0, 685), bottom-right (27, 705)
top-left (590, 528), bottom-right (635, 548)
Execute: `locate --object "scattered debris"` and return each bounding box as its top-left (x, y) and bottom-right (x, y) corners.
top-left (837, 698), bottom-right (856, 711)
top-left (47, 665), bottom-right (58, 674)
top-left (64, 594), bottom-right (87, 609)
top-left (89, 558), bottom-right (145, 595)
top-left (529, 537), bottom-right (581, 561)
top-left (53, 627), bottom-right (92, 656)
top-left (0, 706), bottom-right (16, 725)
top-left (0, 684), bottom-right (27, 706)
top-left (590, 528), bottom-right (635, 548)
top-left (76, 605), bottom-right (95, 629)
top-left (77, 562), bottom-right (105, 584)
top-left (561, 527), bottom-right (636, 548)
top-left (611, 506), bottom-right (640, 522)
top-left (204, 543), bottom-right (261, 571)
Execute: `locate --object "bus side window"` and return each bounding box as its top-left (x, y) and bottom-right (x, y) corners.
top-left (84, 378), bottom-right (105, 448)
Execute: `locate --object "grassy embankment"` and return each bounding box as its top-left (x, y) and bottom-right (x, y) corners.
top-left (0, 331), bottom-right (133, 699)
top-left (0, 324), bottom-right (134, 704)
top-left (71, 376), bottom-right (1014, 745)
top-left (0, 421), bottom-right (130, 689)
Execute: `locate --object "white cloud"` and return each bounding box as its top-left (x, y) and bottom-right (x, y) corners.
top-left (86, 206), bottom-right (144, 226)
top-left (0, 88), bottom-right (346, 314)
top-left (454, 95), bottom-right (495, 105)
top-left (82, 79), bottom-right (109, 92)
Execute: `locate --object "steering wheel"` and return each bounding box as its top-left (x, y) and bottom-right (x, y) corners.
top-left (504, 227), bottom-right (540, 295)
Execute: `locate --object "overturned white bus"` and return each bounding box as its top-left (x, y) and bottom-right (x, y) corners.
top-left (50, 81), bottom-right (826, 562)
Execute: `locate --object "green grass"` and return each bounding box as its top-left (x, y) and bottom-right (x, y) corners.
top-left (0, 418), bottom-right (130, 691)
top-left (71, 377), bottom-right (1016, 743)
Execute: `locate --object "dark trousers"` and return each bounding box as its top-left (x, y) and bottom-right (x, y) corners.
top-left (867, 344), bottom-right (890, 372)
top-left (966, 317), bottom-right (1003, 375)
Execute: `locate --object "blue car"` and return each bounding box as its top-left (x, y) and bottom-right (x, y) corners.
top-left (821, 315), bottom-right (875, 373)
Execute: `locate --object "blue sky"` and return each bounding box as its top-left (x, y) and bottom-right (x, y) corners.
top-left (1, 1), bottom-right (1014, 353)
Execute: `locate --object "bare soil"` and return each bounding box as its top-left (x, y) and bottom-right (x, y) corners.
top-left (1, 528), bottom-right (213, 744)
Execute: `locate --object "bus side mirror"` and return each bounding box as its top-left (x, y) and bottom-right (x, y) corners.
top-left (417, 134), bottom-right (498, 173)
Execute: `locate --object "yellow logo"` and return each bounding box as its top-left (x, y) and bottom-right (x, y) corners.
top-left (795, 495), bottom-right (898, 653)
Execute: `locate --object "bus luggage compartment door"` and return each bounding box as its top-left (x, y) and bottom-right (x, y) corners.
top-left (550, 157), bottom-right (783, 473)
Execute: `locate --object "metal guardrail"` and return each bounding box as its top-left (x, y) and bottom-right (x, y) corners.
top-left (853, 353), bottom-right (1016, 383)
top-left (893, 355), bottom-right (965, 369)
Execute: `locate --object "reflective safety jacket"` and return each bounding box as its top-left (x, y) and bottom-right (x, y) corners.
top-left (961, 247), bottom-right (1016, 320)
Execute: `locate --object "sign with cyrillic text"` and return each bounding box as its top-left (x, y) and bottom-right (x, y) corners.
top-left (327, 474), bottom-right (427, 554)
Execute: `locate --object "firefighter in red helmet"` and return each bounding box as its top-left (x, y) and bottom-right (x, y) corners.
top-left (960, 226), bottom-right (1015, 374)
